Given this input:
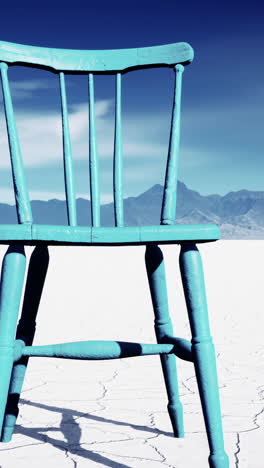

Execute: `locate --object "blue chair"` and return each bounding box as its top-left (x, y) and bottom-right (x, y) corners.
top-left (0, 41), bottom-right (228, 467)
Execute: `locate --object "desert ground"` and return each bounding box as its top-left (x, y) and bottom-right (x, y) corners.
top-left (0, 241), bottom-right (263, 467)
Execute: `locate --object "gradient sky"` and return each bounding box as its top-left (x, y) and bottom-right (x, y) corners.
top-left (0, 0), bottom-right (264, 204)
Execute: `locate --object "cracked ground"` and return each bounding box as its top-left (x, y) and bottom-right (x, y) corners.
top-left (0, 241), bottom-right (263, 467)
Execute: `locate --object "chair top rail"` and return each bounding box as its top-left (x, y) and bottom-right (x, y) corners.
top-left (0, 41), bottom-right (194, 72)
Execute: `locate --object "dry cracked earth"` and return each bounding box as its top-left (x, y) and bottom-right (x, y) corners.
top-left (0, 242), bottom-right (263, 467)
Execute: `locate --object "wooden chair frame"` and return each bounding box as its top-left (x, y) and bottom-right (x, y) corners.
top-left (0, 40), bottom-right (228, 468)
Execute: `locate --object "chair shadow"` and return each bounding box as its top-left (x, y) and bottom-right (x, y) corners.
top-left (13, 398), bottom-right (172, 468)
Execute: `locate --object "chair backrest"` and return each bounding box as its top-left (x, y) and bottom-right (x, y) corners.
top-left (0, 41), bottom-right (194, 228)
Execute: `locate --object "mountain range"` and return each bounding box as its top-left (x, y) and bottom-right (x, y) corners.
top-left (1, 181), bottom-right (264, 239)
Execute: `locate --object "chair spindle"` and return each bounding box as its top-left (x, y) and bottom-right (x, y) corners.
top-left (161, 64), bottom-right (184, 225)
top-left (88, 73), bottom-right (100, 227)
top-left (59, 72), bottom-right (77, 226)
top-left (113, 73), bottom-right (124, 227)
top-left (0, 63), bottom-right (32, 224)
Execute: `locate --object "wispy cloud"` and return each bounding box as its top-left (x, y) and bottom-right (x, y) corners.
top-left (0, 79), bottom-right (60, 101)
top-left (0, 99), bottom-right (168, 168)
top-left (3, 89), bottom-right (259, 199)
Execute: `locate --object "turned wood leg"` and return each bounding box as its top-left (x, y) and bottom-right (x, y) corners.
top-left (145, 244), bottom-right (184, 437)
top-left (1, 244), bottom-right (49, 442)
top-left (179, 243), bottom-right (229, 468)
top-left (0, 245), bottom-right (26, 440)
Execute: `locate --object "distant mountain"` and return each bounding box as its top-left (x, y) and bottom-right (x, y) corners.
top-left (1, 181), bottom-right (264, 239)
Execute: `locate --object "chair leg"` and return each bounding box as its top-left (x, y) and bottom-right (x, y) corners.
top-left (179, 243), bottom-right (229, 468)
top-left (1, 244), bottom-right (49, 442)
top-left (145, 244), bottom-right (184, 437)
top-left (0, 245), bottom-right (26, 440)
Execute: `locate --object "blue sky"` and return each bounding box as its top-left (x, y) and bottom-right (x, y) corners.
top-left (0, 1), bottom-right (264, 204)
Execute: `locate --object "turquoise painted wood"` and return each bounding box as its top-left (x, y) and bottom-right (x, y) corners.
top-left (88, 73), bottom-right (100, 227)
top-left (161, 65), bottom-right (184, 225)
top-left (0, 63), bottom-right (32, 224)
top-left (113, 73), bottom-right (124, 227)
top-left (0, 41), bottom-right (194, 71)
top-left (0, 224), bottom-right (220, 244)
top-left (59, 72), bottom-right (77, 226)
top-left (13, 338), bottom-right (192, 361)
top-left (179, 244), bottom-right (229, 468)
top-left (0, 40), bottom-right (228, 468)
top-left (1, 245), bottom-right (49, 442)
top-left (145, 244), bottom-right (184, 437)
top-left (0, 246), bottom-right (26, 437)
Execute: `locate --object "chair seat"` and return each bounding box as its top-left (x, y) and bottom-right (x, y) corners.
top-left (0, 224), bottom-right (220, 245)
